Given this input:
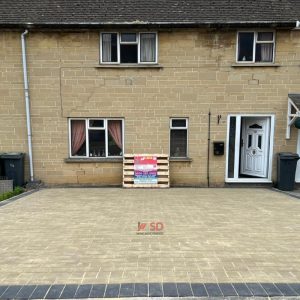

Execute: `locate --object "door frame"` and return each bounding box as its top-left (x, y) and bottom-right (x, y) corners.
top-left (225, 114), bottom-right (275, 183)
top-left (295, 130), bottom-right (300, 182)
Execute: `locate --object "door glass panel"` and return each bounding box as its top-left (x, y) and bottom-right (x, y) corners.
top-left (248, 135), bottom-right (252, 148)
top-left (249, 123), bottom-right (262, 129)
top-left (258, 135), bottom-right (262, 149)
top-left (228, 117), bottom-right (236, 178)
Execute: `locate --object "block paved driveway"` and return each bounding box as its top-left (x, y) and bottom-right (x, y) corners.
top-left (1, 187), bottom-right (300, 287)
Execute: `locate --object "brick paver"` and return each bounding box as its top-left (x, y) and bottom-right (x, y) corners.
top-left (0, 188), bottom-right (300, 286)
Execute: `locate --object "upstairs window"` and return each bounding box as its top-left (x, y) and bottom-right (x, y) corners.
top-left (237, 31), bottom-right (275, 63)
top-left (101, 32), bottom-right (157, 64)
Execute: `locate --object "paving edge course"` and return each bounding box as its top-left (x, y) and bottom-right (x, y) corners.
top-left (1, 283), bottom-right (300, 299)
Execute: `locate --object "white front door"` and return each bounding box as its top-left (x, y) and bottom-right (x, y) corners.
top-left (240, 117), bottom-right (270, 178)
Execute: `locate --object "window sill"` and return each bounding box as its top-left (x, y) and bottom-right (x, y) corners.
top-left (169, 157), bottom-right (193, 162)
top-left (65, 157), bottom-right (123, 163)
top-left (95, 64), bottom-right (163, 69)
top-left (231, 63), bottom-right (281, 68)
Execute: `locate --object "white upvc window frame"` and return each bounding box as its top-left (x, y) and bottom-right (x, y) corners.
top-left (236, 30), bottom-right (276, 64)
top-left (68, 118), bottom-right (124, 158)
top-left (100, 32), bottom-right (158, 65)
top-left (169, 118), bottom-right (189, 158)
top-left (225, 114), bottom-right (275, 183)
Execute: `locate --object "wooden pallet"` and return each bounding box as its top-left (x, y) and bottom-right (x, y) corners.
top-left (123, 154), bottom-right (169, 188)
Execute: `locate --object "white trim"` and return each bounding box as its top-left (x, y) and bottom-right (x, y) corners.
top-left (225, 114), bottom-right (275, 183)
top-left (236, 30), bottom-right (275, 64)
top-left (268, 116), bottom-right (275, 180)
top-left (85, 119), bottom-right (89, 157)
top-left (105, 119), bottom-right (108, 157)
top-left (169, 117), bottom-right (189, 158)
top-left (226, 178), bottom-right (273, 183)
top-left (225, 115), bottom-right (231, 181)
top-left (234, 116), bottom-right (241, 179)
top-left (296, 130), bottom-right (300, 182)
top-left (69, 118), bottom-right (124, 159)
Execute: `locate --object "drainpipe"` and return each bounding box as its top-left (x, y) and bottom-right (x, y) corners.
top-left (21, 30), bottom-right (34, 182)
top-left (207, 110), bottom-right (211, 187)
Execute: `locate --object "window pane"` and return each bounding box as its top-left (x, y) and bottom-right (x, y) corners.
top-left (172, 119), bottom-right (187, 128)
top-left (227, 117), bottom-right (236, 178)
top-left (108, 120), bottom-right (123, 156)
top-left (248, 134), bottom-right (252, 148)
top-left (258, 135), bottom-right (262, 149)
top-left (71, 120), bottom-right (86, 156)
top-left (255, 43), bottom-right (273, 62)
top-left (121, 33), bottom-right (137, 42)
top-left (102, 33), bottom-right (118, 62)
top-left (88, 130), bottom-right (105, 157)
top-left (120, 44), bottom-right (138, 63)
top-left (140, 33), bottom-right (156, 62)
top-left (257, 32), bottom-right (273, 41)
top-left (170, 130), bottom-right (187, 157)
top-left (238, 32), bottom-right (254, 62)
top-left (89, 120), bottom-right (104, 128)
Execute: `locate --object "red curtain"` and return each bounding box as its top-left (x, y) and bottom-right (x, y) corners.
top-left (71, 120), bottom-right (86, 155)
top-left (108, 120), bottom-right (122, 149)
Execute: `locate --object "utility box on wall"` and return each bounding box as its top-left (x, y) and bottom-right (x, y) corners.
top-left (213, 141), bottom-right (224, 156)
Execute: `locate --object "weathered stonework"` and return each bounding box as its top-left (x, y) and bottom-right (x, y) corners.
top-left (0, 29), bottom-right (299, 186)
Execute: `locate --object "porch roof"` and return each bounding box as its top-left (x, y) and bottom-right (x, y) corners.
top-left (286, 93), bottom-right (300, 139)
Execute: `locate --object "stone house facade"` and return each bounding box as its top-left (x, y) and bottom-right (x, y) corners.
top-left (0, 0), bottom-right (300, 186)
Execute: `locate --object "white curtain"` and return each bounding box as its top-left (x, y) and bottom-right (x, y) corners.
top-left (260, 44), bottom-right (273, 62)
top-left (257, 33), bottom-right (273, 62)
top-left (102, 33), bottom-right (112, 62)
top-left (140, 33), bottom-right (156, 62)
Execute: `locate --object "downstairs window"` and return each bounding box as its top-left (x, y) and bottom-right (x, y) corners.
top-left (170, 118), bottom-right (188, 158)
top-left (69, 118), bottom-right (123, 158)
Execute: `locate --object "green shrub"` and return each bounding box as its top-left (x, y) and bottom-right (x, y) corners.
top-left (0, 186), bottom-right (24, 202)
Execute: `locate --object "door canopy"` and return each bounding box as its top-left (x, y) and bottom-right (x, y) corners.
top-left (287, 93), bottom-right (300, 139)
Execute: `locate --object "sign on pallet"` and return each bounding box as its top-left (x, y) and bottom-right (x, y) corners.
top-left (134, 156), bottom-right (158, 184)
top-left (123, 154), bottom-right (169, 188)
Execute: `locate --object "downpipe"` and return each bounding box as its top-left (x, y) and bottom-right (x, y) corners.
top-left (207, 110), bottom-right (211, 187)
top-left (21, 30), bottom-right (34, 182)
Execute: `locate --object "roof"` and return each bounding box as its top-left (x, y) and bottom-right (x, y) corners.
top-left (0, 0), bottom-right (299, 29)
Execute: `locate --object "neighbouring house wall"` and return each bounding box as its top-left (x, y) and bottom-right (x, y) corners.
top-left (0, 29), bottom-right (299, 186)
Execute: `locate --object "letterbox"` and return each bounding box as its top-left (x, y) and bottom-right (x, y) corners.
top-left (213, 141), bottom-right (224, 156)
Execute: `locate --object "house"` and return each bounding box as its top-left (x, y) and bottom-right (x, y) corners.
top-left (0, 0), bottom-right (300, 187)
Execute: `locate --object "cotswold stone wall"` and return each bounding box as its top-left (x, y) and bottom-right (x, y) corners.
top-left (0, 29), bottom-right (299, 186)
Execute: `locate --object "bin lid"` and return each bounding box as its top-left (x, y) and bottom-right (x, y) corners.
top-left (278, 152), bottom-right (300, 159)
top-left (0, 152), bottom-right (25, 159)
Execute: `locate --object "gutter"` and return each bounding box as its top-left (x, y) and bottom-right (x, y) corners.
top-left (0, 21), bottom-right (297, 30)
top-left (21, 30), bottom-right (34, 182)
